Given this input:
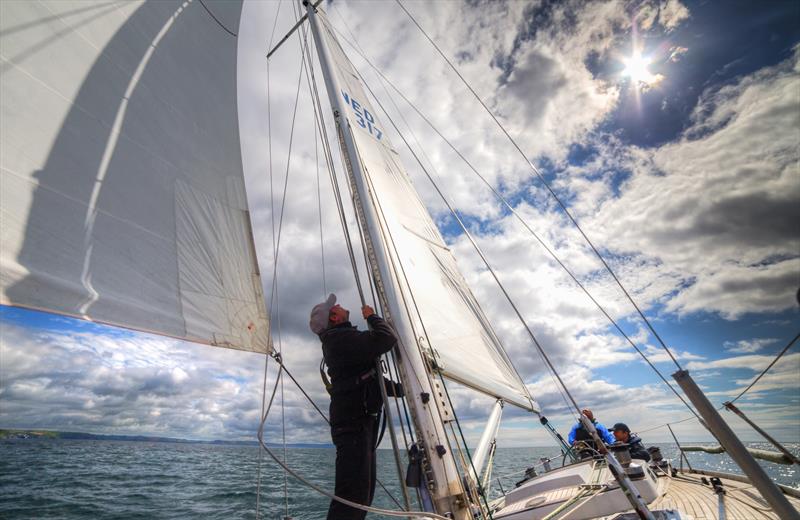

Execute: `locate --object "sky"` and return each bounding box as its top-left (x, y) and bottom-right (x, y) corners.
top-left (1, 0), bottom-right (799, 449)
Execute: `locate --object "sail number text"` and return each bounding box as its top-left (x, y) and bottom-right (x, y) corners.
top-left (342, 91), bottom-right (383, 140)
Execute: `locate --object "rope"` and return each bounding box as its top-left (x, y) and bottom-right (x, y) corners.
top-left (394, 0), bottom-right (683, 371)
top-left (256, 437), bottom-right (449, 518)
top-left (197, 0), bottom-right (237, 37)
top-left (273, 354), bottom-right (406, 510)
top-left (730, 331), bottom-right (799, 404)
top-left (257, 364), bottom-right (450, 519)
top-left (278, 321), bottom-right (289, 516)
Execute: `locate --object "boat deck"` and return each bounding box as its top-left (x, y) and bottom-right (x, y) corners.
top-left (648, 470), bottom-right (800, 519)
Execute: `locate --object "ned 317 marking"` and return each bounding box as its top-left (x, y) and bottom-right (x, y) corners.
top-left (342, 91), bottom-right (383, 140)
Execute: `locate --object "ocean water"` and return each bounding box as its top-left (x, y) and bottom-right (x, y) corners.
top-left (1, 440), bottom-right (797, 519)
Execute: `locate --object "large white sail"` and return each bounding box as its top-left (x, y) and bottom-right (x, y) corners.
top-left (0, 0), bottom-right (268, 353)
top-left (314, 10), bottom-right (536, 411)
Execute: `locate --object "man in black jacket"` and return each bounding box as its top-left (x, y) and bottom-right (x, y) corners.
top-left (612, 423), bottom-right (651, 462)
top-left (309, 294), bottom-right (397, 520)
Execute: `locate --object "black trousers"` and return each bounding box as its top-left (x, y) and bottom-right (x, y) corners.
top-left (327, 414), bottom-right (380, 520)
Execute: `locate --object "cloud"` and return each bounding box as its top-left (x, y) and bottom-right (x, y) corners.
top-left (586, 45), bottom-right (800, 319)
top-left (0, 320), bottom-right (331, 442)
top-left (668, 46), bottom-right (688, 63)
top-left (724, 338), bottom-right (778, 354)
top-left (687, 352), bottom-right (800, 401)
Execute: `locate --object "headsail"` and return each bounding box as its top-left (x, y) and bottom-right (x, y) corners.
top-left (314, 10), bottom-right (536, 411)
top-left (0, 0), bottom-right (268, 353)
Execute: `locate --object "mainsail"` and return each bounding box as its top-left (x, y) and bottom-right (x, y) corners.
top-left (314, 10), bottom-right (537, 412)
top-left (0, 0), bottom-right (268, 353)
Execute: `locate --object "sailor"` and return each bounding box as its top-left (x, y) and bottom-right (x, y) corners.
top-left (612, 423), bottom-right (651, 461)
top-left (567, 409), bottom-right (615, 447)
top-left (309, 294), bottom-right (398, 520)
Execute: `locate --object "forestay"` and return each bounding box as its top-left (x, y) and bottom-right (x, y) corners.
top-left (0, 0), bottom-right (268, 353)
top-left (315, 10), bottom-right (536, 411)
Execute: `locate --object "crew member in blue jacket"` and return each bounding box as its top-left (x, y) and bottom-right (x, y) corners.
top-left (567, 409), bottom-right (615, 446)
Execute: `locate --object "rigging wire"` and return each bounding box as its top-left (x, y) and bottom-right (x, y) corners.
top-left (315, 117), bottom-right (327, 297)
top-left (438, 374), bottom-right (495, 519)
top-left (638, 330), bottom-right (799, 435)
top-left (255, 2), bottom-right (287, 517)
top-left (259, 9), bottom-right (308, 515)
top-left (277, 304), bottom-right (289, 516)
top-left (305, 35), bottom-right (420, 506)
top-left (197, 0), bottom-right (237, 37)
top-left (296, 14), bottom-right (420, 500)
top-left (393, 0), bottom-right (683, 371)
top-left (332, 23), bottom-right (700, 423)
top-left (730, 331), bottom-right (799, 404)
top-left (299, 4), bottom-right (413, 511)
top-left (298, 22), bottom-right (369, 305)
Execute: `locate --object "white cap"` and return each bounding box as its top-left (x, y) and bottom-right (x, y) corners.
top-left (309, 293), bottom-right (337, 335)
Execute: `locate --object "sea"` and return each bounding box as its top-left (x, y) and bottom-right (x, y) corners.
top-left (1, 440), bottom-right (797, 519)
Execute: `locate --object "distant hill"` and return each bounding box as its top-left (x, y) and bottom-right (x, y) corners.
top-left (0, 429), bottom-right (332, 448)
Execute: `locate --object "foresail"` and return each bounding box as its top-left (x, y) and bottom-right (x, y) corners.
top-left (315, 10), bottom-right (537, 412)
top-left (0, 0), bottom-right (268, 353)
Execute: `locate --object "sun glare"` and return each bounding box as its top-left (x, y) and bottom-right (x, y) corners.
top-left (623, 53), bottom-right (656, 85)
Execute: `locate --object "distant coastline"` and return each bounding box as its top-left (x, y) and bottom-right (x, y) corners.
top-left (0, 429), bottom-right (333, 448)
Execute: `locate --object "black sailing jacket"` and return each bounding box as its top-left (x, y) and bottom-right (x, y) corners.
top-left (628, 435), bottom-right (651, 462)
top-left (320, 315), bottom-right (397, 426)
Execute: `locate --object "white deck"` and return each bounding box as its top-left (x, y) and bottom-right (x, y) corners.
top-left (490, 459), bottom-right (800, 519)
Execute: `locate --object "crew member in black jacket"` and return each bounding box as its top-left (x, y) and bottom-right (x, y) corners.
top-left (309, 294), bottom-right (397, 520)
top-left (612, 423), bottom-right (651, 462)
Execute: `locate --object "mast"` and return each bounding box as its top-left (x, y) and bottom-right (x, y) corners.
top-left (304, 2), bottom-right (471, 517)
top-left (469, 399), bottom-right (503, 485)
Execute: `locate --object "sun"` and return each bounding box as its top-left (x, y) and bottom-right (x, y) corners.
top-left (622, 53), bottom-right (658, 86)
top-left (622, 54), bottom-right (654, 84)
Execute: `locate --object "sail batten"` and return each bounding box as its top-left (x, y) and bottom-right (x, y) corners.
top-left (0, 0), bottom-right (268, 353)
top-left (315, 10), bottom-right (537, 412)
